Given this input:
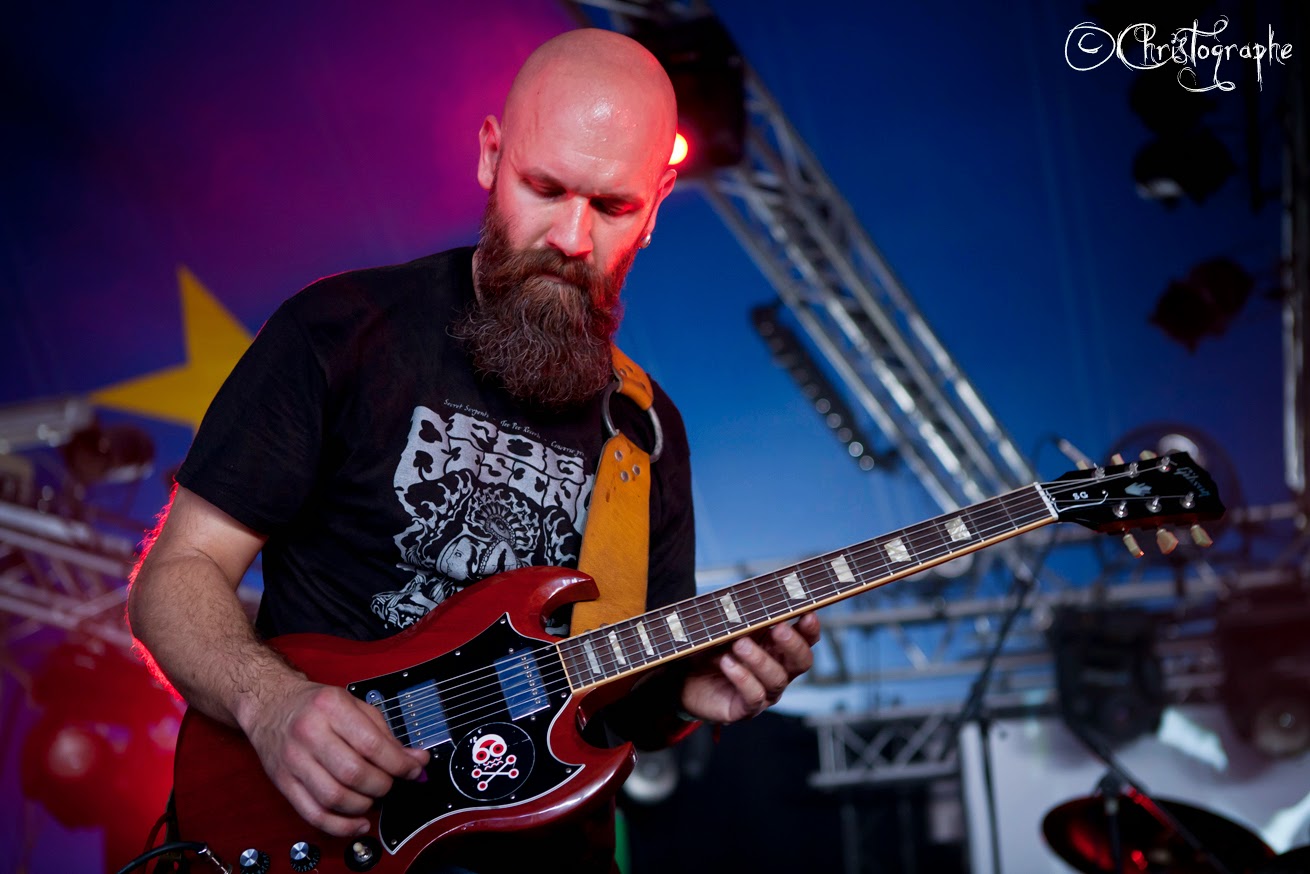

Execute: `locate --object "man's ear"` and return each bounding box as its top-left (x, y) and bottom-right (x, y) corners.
top-left (642, 166), bottom-right (678, 238)
top-left (477, 116), bottom-right (502, 191)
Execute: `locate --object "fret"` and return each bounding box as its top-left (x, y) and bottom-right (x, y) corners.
top-left (613, 621), bottom-right (650, 669)
top-left (682, 597), bottom-right (713, 646)
top-left (811, 559), bottom-right (844, 600)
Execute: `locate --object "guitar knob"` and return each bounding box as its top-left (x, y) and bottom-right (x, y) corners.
top-left (239, 849), bottom-right (271, 874)
top-left (346, 838), bottom-right (383, 871)
top-left (1190, 524), bottom-right (1214, 548)
top-left (1122, 533), bottom-right (1144, 558)
top-left (1156, 529), bottom-right (1179, 554)
top-left (289, 841), bottom-right (321, 872)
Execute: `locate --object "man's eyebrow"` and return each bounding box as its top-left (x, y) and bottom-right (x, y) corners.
top-left (523, 169), bottom-right (645, 209)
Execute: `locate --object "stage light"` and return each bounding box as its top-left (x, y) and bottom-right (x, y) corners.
top-left (1129, 66), bottom-right (1216, 135)
top-left (636, 17), bottom-right (746, 178)
top-left (1049, 607), bottom-right (1164, 746)
top-left (19, 641), bottom-right (182, 870)
top-left (1133, 129), bottom-right (1236, 207)
top-left (60, 422), bottom-right (155, 484)
top-left (751, 304), bottom-right (891, 472)
top-left (1148, 257), bottom-right (1253, 351)
top-left (669, 132), bottom-right (689, 167)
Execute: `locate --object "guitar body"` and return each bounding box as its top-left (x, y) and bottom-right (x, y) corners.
top-left (172, 566), bottom-right (635, 874)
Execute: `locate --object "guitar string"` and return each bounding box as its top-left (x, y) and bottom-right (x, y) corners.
top-left (377, 488), bottom-right (1201, 743)
top-left (368, 470), bottom-right (1209, 740)
top-left (367, 487), bottom-right (1051, 732)
top-left (370, 478), bottom-right (1206, 739)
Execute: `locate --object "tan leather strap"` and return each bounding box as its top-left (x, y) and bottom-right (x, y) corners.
top-left (572, 346), bottom-right (658, 634)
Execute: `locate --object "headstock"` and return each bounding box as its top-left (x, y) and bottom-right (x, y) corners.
top-left (1041, 452), bottom-right (1224, 551)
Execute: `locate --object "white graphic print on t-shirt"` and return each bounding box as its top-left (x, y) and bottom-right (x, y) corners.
top-left (373, 404), bottom-right (594, 630)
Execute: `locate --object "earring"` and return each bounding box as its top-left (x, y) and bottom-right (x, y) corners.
top-left (639, 234), bottom-right (652, 249)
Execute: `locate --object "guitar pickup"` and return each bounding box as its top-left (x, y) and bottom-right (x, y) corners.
top-left (495, 650), bottom-right (549, 721)
top-left (396, 679), bottom-right (452, 748)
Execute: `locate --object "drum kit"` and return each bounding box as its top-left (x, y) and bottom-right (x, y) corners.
top-left (1042, 792), bottom-right (1310, 873)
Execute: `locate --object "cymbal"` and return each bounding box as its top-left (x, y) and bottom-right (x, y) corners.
top-left (1042, 794), bottom-right (1273, 874)
top-left (1255, 845), bottom-right (1310, 873)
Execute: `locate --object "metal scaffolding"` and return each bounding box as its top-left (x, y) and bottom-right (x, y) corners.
top-left (568, 0), bottom-right (1308, 801)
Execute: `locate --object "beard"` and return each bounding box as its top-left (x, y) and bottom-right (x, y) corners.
top-left (451, 188), bottom-right (639, 413)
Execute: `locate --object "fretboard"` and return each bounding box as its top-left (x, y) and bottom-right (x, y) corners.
top-left (556, 483), bottom-right (1057, 691)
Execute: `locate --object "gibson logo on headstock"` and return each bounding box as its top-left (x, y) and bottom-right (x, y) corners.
top-left (1175, 466), bottom-right (1212, 498)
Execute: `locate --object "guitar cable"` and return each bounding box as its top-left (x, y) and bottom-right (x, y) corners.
top-left (113, 841), bottom-right (224, 874)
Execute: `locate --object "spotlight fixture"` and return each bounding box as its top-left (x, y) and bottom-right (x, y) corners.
top-left (635, 17), bottom-right (746, 178)
top-left (1148, 257), bottom-right (1253, 351)
top-left (1133, 129), bottom-right (1236, 207)
top-left (60, 422), bottom-right (155, 485)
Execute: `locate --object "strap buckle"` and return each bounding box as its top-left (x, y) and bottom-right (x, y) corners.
top-left (601, 378), bottom-right (663, 463)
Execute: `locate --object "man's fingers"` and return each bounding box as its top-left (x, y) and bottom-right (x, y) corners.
top-left (360, 697), bottom-right (430, 774)
top-left (329, 694), bottom-right (428, 782)
top-left (768, 621), bottom-right (816, 677)
top-left (281, 774), bottom-right (371, 838)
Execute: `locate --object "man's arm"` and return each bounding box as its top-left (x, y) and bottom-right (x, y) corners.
top-left (127, 486), bottom-right (428, 838)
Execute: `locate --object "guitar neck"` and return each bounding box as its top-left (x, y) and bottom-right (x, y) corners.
top-left (558, 483), bottom-right (1057, 691)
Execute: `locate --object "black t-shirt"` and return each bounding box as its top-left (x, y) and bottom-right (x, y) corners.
top-left (175, 247), bottom-right (696, 873)
top-left (178, 246), bottom-right (695, 640)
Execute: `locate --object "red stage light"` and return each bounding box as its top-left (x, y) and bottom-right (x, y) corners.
top-left (19, 641), bottom-right (183, 873)
top-left (669, 132), bottom-right (689, 167)
top-left (45, 722), bottom-right (104, 780)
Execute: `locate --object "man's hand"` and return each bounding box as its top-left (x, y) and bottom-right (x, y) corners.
top-left (678, 613), bottom-right (820, 724)
top-left (239, 677), bottom-right (430, 837)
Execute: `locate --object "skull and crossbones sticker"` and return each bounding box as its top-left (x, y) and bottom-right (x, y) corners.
top-left (450, 723), bottom-right (534, 800)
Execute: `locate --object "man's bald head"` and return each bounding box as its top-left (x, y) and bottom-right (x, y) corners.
top-left (501, 29), bottom-right (678, 187)
top-left (465, 30), bottom-right (681, 409)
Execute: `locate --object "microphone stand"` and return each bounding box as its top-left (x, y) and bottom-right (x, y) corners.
top-left (947, 570), bottom-right (1037, 874)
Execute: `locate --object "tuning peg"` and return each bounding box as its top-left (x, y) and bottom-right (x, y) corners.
top-left (1110, 453), bottom-right (1125, 465)
top-left (1189, 525), bottom-right (1214, 548)
top-left (1156, 529), bottom-right (1179, 554)
top-left (1122, 533), bottom-right (1144, 558)
top-left (1139, 449), bottom-right (1158, 460)
top-left (1076, 459), bottom-right (1092, 470)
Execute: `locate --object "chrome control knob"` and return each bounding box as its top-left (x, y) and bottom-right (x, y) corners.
top-left (289, 841), bottom-right (321, 872)
top-left (238, 849), bottom-right (271, 874)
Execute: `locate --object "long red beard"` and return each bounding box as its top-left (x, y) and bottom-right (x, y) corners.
top-left (452, 190), bottom-right (637, 412)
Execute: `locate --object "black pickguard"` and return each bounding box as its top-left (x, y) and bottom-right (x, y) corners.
top-left (345, 614), bottom-right (580, 853)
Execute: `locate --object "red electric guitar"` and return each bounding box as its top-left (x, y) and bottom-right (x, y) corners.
top-left (171, 452), bottom-right (1223, 873)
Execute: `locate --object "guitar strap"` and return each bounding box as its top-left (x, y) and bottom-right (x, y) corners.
top-left (571, 345), bottom-right (661, 635)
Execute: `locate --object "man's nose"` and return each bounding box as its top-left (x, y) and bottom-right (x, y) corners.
top-left (545, 198), bottom-right (593, 260)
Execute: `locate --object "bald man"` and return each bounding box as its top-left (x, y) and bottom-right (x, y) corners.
top-left (129, 29), bottom-right (818, 874)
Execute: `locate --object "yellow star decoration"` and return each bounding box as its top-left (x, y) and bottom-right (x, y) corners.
top-left (91, 266), bottom-right (253, 430)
